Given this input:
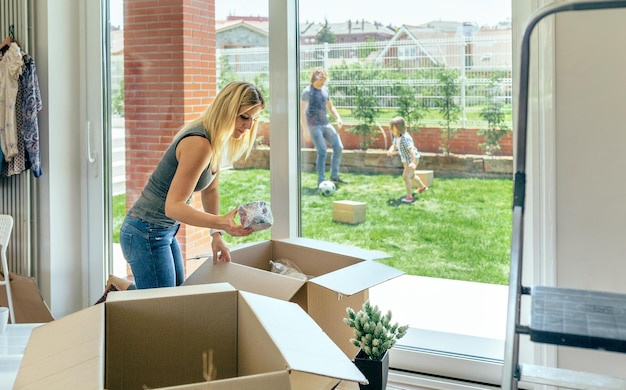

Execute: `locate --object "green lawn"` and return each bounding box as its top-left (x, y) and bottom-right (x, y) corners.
top-left (113, 169), bottom-right (513, 285)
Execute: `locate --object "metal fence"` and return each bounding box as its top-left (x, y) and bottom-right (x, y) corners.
top-left (218, 35), bottom-right (512, 129)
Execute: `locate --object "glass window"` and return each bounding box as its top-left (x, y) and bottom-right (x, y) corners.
top-left (108, 0), bottom-right (272, 280)
top-left (106, 0), bottom-right (512, 385)
top-left (297, 0), bottom-right (512, 385)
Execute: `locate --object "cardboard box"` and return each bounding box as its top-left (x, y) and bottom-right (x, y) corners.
top-left (13, 283), bottom-right (367, 390)
top-left (184, 238), bottom-right (404, 357)
top-left (413, 170), bottom-right (434, 187)
top-left (0, 272), bottom-right (54, 323)
top-left (333, 201), bottom-right (366, 224)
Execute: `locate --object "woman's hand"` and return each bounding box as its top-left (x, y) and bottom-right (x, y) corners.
top-left (221, 207), bottom-right (254, 237)
top-left (211, 233), bottom-right (231, 264)
top-left (211, 208), bottom-right (253, 264)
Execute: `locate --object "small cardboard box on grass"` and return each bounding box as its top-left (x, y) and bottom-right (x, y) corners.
top-left (413, 170), bottom-right (434, 187)
top-left (184, 238), bottom-right (404, 358)
top-left (333, 200), bottom-right (366, 224)
top-left (13, 283), bottom-right (367, 390)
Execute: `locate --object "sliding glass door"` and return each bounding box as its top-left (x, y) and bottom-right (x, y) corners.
top-left (97, 0), bottom-right (516, 385)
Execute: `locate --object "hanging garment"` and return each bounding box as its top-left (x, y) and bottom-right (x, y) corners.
top-left (0, 42), bottom-right (24, 161)
top-left (20, 54), bottom-right (42, 177)
top-left (2, 73), bottom-right (25, 176)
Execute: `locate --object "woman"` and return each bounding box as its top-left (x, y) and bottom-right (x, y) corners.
top-left (300, 67), bottom-right (348, 186)
top-left (120, 81), bottom-right (265, 289)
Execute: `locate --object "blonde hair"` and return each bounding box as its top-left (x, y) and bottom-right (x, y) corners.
top-left (389, 116), bottom-right (406, 136)
top-left (310, 67), bottom-right (328, 84)
top-left (176, 81), bottom-right (265, 169)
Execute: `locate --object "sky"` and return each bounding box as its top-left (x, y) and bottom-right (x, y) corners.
top-left (111, 0), bottom-right (511, 29)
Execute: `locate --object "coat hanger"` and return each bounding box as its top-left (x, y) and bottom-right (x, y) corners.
top-left (1, 25), bottom-right (15, 52)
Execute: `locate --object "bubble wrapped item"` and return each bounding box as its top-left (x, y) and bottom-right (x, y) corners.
top-left (269, 259), bottom-right (307, 281)
top-left (238, 200), bottom-right (273, 231)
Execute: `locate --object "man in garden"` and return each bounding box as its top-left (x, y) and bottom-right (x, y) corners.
top-left (300, 67), bottom-right (349, 186)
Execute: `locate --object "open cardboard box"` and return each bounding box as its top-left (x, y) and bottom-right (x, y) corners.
top-left (184, 238), bottom-right (404, 357)
top-left (13, 283), bottom-right (367, 390)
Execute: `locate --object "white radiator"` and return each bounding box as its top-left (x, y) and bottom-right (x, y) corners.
top-left (0, 0), bottom-right (35, 276)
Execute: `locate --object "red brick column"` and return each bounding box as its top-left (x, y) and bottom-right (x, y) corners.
top-left (124, 0), bottom-right (217, 270)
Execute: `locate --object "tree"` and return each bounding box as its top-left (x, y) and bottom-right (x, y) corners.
top-left (357, 39), bottom-right (377, 59)
top-left (478, 77), bottom-right (510, 155)
top-left (217, 54), bottom-right (238, 90)
top-left (436, 68), bottom-right (461, 155)
top-left (316, 19), bottom-right (336, 44)
top-left (395, 84), bottom-right (425, 133)
top-left (252, 71), bottom-right (270, 119)
top-left (112, 80), bottom-right (124, 117)
top-left (349, 88), bottom-right (380, 150)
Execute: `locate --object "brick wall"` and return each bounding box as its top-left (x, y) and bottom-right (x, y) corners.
top-left (124, 0), bottom-right (216, 265)
top-left (257, 122), bottom-right (513, 156)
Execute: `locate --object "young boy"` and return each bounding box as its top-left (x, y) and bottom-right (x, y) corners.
top-left (386, 117), bottom-right (428, 203)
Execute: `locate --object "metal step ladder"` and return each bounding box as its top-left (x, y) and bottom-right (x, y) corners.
top-left (502, 1), bottom-right (626, 389)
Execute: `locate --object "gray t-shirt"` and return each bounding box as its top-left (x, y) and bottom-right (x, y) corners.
top-left (129, 124), bottom-right (217, 227)
top-left (301, 85), bottom-right (330, 126)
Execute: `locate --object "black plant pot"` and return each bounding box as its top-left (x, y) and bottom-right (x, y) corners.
top-left (353, 349), bottom-right (389, 390)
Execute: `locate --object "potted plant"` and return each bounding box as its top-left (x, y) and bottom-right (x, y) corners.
top-left (344, 300), bottom-right (409, 390)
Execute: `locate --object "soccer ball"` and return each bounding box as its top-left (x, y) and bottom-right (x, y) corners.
top-left (318, 180), bottom-right (336, 196)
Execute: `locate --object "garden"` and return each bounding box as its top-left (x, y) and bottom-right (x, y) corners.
top-left (113, 169), bottom-right (513, 285)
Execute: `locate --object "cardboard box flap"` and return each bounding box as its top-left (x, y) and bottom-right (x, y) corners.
top-left (158, 371), bottom-right (291, 389)
top-left (311, 260), bottom-right (405, 296)
top-left (275, 237), bottom-right (390, 261)
top-left (107, 282), bottom-right (236, 302)
top-left (239, 291), bottom-right (367, 384)
top-left (105, 284), bottom-right (242, 390)
top-left (13, 305), bottom-right (104, 389)
top-left (183, 262), bottom-right (305, 301)
top-left (0, 272), bottom-right (54, 323)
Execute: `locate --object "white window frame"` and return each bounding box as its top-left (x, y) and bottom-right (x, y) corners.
top-left (398, 45), bottom-right (418, 61)
top-left (82, 0), bottom-right (557, 386)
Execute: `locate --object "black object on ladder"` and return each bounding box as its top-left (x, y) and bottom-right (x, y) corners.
top-left (502, 1), bottom-right (626, 389)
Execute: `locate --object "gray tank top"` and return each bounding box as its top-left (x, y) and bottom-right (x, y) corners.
top-left (129, 124), bottom-right (217, 227)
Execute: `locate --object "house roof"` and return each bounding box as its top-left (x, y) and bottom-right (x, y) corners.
top-left (376, 23), bottom-right (511, 67)
top-left (216, 18), bottom-right (395, 44)
top-left (216, 19), bottom-right (269, 36)
top-left (299, 20), bottom-right (395, 42)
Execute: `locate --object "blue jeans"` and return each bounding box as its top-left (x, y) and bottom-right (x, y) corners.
top-left (308, 123), bottom-right (343, 183)
top-left (119, 212), bottom-right (184, 289)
